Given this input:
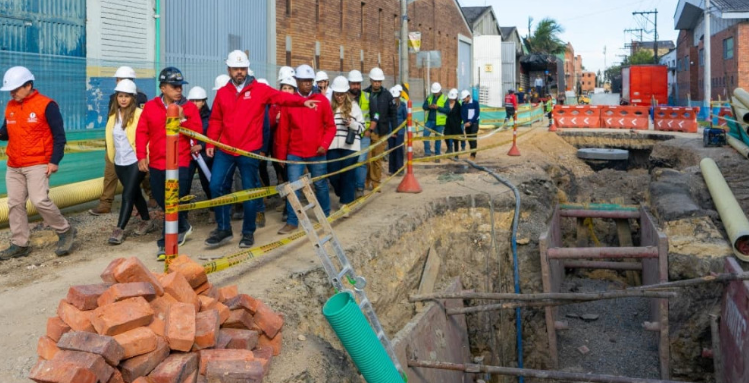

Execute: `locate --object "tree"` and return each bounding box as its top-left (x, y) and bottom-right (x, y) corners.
top-left (605, 64), bottom-right (622, 83)
top-left (629, 49), bottom-right (654, 65)
top-left (526, 18), bottom-right (566, 55)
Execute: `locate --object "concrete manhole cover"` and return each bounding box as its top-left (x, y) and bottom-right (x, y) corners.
top-left (577, 148), bottom-right (629, 161)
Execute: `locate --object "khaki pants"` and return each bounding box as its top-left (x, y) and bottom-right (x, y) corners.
top-left (99, 154), bottom-right (152, 209)
top-left (6, 165), bottom-right (70, 247)
top-left (366, 132), bottom-right (384, 189)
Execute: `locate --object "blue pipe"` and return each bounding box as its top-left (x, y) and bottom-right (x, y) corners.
top-left (466, 160), bottom-right (524, 383)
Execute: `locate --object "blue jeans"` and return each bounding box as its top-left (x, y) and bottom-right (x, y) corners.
top-left (209, 150), bottom-right (262, 235)
top-left (423, 121), bottom-right (444, 156)
top-left (327, 149), bottom-right (359, 204)
top-left (286, 154), bottom-right (330, 227)
top-left (149, 167), bottom-right (191, 248)
top-left (355, 135), bottom-right (371, 190)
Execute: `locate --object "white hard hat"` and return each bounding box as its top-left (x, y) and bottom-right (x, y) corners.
top-left (280, 76), bottom-right (298, 88)
top-left (294, 64), bottom-right (315, 80)
top-left (430, 82), bottom-right (442, 93)
top-left (389, 87), bottom-right (401, 98)
top-left (461, 90), bottom-right (471, 100)
top-left (330, 76), bottom-right (349, 93)
top-left (114, 79), bottom-right (138, 95)
top-left (393, 84), bottom-right (403, 92)
top-left (277, 66), bottom-right (295, 82)
top-left (226, 50), bottom-right (250, 68)
top-left (256, 78), bottom-right (269, 85)
top-left (113, 66), bottom-right (136, 79)
top-left (368, 67), bottom-right (385, 81)
top-left (1, 66), bottom-right (35, 91)
top-left (315, 71), bottom-right (329, 82)
top-left (448, 88), bottom-right (458, 100)
top-left (347, 70), bottom-right (363, 83)
top-left (187, 86), bottom-right (207, 100)
top-left (213, 74), bottom-right (231, 90)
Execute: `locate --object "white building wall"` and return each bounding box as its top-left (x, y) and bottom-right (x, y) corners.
top-left (473, 35), bottom-right (503, 107)
top-left (86, 0), bottom-right (155, 63)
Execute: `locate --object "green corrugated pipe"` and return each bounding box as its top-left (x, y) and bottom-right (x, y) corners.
top-left (0, 177), bottom-right (120, 225)
top-left (559, 203), bottom-right (639, 211)
top-left (323, 292), bottom-right (404, 383)
top-left (700, 158), bottom-right (749, 261)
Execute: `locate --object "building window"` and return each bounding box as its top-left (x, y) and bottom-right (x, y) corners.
top-left (340, 0), bottom-right (344, 31)
top-left (286, 0), bottom-right (292, 16)
top-left (378, 8), bottom-right (383, 40)
top-left (699, 49), bottom-right (704, 66)
top-left (315, 0), bottom-right (320, 23)
top-left (360, 2), bottom-right (365, 37)
top-left (724, 37), bottom-right (734, 59)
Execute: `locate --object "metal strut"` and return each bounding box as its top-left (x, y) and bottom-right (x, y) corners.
top-left (278, 175), bottom-right (404, 375)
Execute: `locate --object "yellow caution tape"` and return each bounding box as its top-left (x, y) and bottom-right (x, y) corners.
top-left (414, 127), bottom-right (537, 163)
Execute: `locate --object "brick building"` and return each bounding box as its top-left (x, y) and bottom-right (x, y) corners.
top-left (564, 43), bottom-right (575, 91)
top-left (275, 0), bottom-right (472, 96)
top-left (674, 0), bottom-right (749, 103)
top-left (581, 72), bottom-right (596, 92)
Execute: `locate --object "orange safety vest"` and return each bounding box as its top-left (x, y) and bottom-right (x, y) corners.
top-left (4, 90), bottom-right (55, 168)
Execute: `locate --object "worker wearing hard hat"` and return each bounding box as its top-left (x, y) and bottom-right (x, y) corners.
top-left (388, 86), bottom-right (407, 175)
top-left (347, 69), bottom-right (370, 198)
top-left (504, 89), bottom-right (519, 124)
top-left (89, 66), bottom-right (153, 217)
top-left (461, 90), bottom-right (480, 159)
top-left (363, 67), bottom-right (396, 189)
top-left (0, 66), bottom-right (77, 259)
top-left (327, 76), bottom-right (365, 207)
top-left (422, 82), bottom-right (449, 161)
top-left (206, 51), bottom-right (319, 248)
top-left (315, 71), bottom-right (332, 101)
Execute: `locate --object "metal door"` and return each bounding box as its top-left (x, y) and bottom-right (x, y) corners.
top-left (458, 39), bottom-right (471, 91)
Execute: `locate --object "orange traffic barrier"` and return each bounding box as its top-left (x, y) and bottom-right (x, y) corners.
top-left (397, 100), bottom-right (422, 193)
top-left (717, 107), bottom-right (733, 126)
top-left (552, 105), bottom-right (602, 128)
top-left (653, 106), bottom-right (699, 133)
top-left (600, 106), bottom-right (649, 130)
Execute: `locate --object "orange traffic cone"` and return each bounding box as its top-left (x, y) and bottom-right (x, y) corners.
top-left (549, 116), bottom-right (558, 132)
top-left (507, 120), bottom-right (521, 156)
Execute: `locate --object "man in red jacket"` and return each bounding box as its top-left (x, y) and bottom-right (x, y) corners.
top-left (205, 51), bottom-right (319, 248)
top-left (136, 67), bottom-right (203, 259)
top-left (275, 64), bottom-right (336, 235)
top-left (504, 89), bottom-right (519, 124)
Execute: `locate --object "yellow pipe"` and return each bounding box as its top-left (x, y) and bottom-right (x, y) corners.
top-left (700, 158), bottom-right (749, 261)
top-left (0, 177), bottom-right (121, 225)
top-left (732, 89), bottom-right (749, 123)
top-left (727, 135), bottom-right (749, 158)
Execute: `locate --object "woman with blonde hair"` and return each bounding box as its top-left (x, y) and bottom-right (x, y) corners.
top-left (105, 79), bottom-right (154, 244)
top-left (326, 76), bottom-right (364, 205)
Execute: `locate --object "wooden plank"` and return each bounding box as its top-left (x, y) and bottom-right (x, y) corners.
top-left (415, 247), bottom-right (442, 313)
top-left (616, 219), bottom-right (642, 286)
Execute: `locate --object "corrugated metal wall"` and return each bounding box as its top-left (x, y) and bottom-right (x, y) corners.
top-left (98, 0), bottom-right (151, 61)
top-left (163, 0), bottom-right (269, 100)
top-left (501, 42), bottom-right (516, 97)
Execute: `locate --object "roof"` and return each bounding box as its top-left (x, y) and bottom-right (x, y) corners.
top-left (712, 0), bottom-right (749, 12)
top-left (632, 41), bottom-right (676, 49)
top-left (499, 27), bottom-right (516, 38)
top-left (461, 6), bottom-right (491, 25)
top-left (675, 0), bottom-right (749, 29)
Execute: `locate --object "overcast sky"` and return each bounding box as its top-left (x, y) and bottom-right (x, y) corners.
top-left (459, 0), bottom-right (682, 74)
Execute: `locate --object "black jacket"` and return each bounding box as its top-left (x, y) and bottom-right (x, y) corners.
top-left (364, 86), bottom-right (396, 136)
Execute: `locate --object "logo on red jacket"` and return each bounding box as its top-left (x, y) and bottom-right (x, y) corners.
top-left (244, 91), bottom-right (251, 99)
top-left (28, 112), bottom-right (37, 123)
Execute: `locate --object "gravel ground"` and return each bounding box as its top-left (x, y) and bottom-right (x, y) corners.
top-left (557, 277), bottom-right (660, 379)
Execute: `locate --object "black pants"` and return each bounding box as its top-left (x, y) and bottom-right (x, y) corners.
top-left (149, 166), bottom-right (191, 247)
top-left (114, 163), bottom-right (149, 229)
top-left (388, 134), bottom-right (404, 174)
top-left (505, 107), bottom-right (515, 122)
top-left (465, 123), bottom-right (479, 156)
top-left (187, 151), bottom-right (213, 210)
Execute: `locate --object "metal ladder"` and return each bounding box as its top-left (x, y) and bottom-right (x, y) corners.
top-left (278, 174), bottom-right (404, 376)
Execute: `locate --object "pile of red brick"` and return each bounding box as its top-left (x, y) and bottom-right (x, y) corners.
top-left (30, 255), bottom-right (284, 383)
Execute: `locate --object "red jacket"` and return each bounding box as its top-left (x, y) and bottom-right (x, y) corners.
top-left (504, 94), bottom-right (518, 109)
top-left (207, 80), bottom-right (308, 155)
top-left (275, 93), bottom-right (336, 161)
top-left (3, 91), bottom-right (56, 168)
top-left (136, 97), bottom-right (202, 170)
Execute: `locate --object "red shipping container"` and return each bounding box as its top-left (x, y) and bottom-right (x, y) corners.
top-left (623, 65), bottom-right (668, 107)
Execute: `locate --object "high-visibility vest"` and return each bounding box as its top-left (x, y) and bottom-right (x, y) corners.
top-left (356, 92), bottom-right (370, 133)
top-left (427, 94), bottom-right (448, 125)
top-left (4, 90), bottom-right (55, 168)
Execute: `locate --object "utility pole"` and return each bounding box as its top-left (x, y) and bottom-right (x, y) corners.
top-left (632, 10), bottom-right (659, 63)
top-left (624, 28), bottom-right (644, 46)
top-left (603, 46), bottom-right (607, 70)
top-left (705, 0), bottom-right (711, 113)
top-left (399, 0), bottom-right (408, 85)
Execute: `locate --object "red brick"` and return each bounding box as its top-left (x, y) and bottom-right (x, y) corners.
top-left (199, 285), bottom-right (219, 300)
top-left (165, 302), bottom-right (195, 352)
top-left (197, 349), bottom-right (253, 375)
top-left (253, 346), bottom-right (273, 375)
top-left (101, 258), bottom-right (125, 283)
top-left (91, 297), bottom-right (154, 336)
top-left (193, 309), bottom-right (220, 350)
top-left (108, 369), bottom-right (125, 383)
top-left (196, 375), bottom-right (207, 383)
top-left (258, 332), bottom-right (282, 356)
top-left (205, 360), bottom-right (263, 382)
top-left (148, 352), bottom-right (198, 383)
top-left (222, 309), bottom-right (254, 330)
top-left (253, 303), bottom-right (284, 338)
top-left (216, 285), bottom-right (238, 302)
top-left (46, 316), bottom-right (71, 342)
top-left (148, 316), bottom-right (166, 337)
top-left (114, 257), bottom-right (165, 296)
top-left (225, 294), bottom-right (261, 315)
top-left (114, 327), bottom-right (159, 359)
top-left (53, 349), bottom-right (114, 383)
top-left (67, 284), bottom-right (111, 311)
top-left (182, 370), bottom-right (197, 383)
top-left (166, 255), bottom-right (207, 289)
top-left (150, 293), bottom-right (179, 321)
top-left (132, 378), bottom-right (154, 383)
top-left (219, 329), bottom-right (258, 350)
top-left (198, 296), bottom-right (230, 324)
top-left (37, 336), bottom-right (59, 360)
top-left (29, 359), bottom-right (97, 383)
top-left (215, 331), bottom-right (231, 349)
top-left (57, 300), bottom-right (95, 332)
top-left (97, 282), bottom-right (157, 307)
top-left (161, 272), bottom-right (199, 312)
top-left (57, 331), bottom-right (124, 366)
top-left (193, 281), bottom-right (211, 295)
top-left (120, 337), bottom-right (170, 382)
